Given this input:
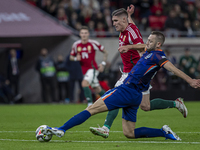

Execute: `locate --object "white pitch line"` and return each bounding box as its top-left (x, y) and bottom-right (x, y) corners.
top-left (0, 139), bottom-right (200, 144)
top-left (0, 131), bottom-right (200, 134)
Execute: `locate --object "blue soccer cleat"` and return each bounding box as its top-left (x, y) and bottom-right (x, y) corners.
top-left (162, 125), bottom-right (181, 140)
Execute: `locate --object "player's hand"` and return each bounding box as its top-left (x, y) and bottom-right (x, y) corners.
top-left (98, 64), bottom-right (104, 72)
top-left (189, 79), bottom-right (200, 88)
top-left (77, 53), bottom-right (81, 61)
top-left (118, 46), bottom-right (129, 53)
top-left (127, 4), bottom-right (135, 16)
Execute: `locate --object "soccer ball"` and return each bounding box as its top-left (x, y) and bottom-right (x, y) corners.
top-left (35, 125), bottom-right (52, 142)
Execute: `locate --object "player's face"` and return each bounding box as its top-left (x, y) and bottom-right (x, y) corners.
top-left (112, 16), bottom-right (125, 32)
top-left (146, 35), bottom-right (157, 51)
top-left (79, 29), bottom-right (89, 41)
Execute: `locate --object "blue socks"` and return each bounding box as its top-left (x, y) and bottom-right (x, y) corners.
top-left (135, 127), bottom-right (165, 138)
top-left (59, 110), bottom-right (91, 132)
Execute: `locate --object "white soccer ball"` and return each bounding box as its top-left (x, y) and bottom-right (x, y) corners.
top-left (35, 125), bottom-right (52, 142)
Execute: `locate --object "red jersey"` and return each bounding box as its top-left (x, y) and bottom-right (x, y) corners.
top-left (119, 23), bottom-right (144, 72)
top-left (70, 39), bottom-right (105, 74)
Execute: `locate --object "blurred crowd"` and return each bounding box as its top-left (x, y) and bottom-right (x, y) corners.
top-left (152, 48), bottom-right (200, 91)
top-left (25, 0), bottom-right (200, 37)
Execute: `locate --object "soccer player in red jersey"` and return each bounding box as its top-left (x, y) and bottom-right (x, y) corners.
top-left (70, 26), bottom-right (108, 106)
top-left (89, 5), bottom-right (187, 138)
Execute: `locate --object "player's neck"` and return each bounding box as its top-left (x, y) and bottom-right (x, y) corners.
top-left (81, 39), bottom-right (88, 44)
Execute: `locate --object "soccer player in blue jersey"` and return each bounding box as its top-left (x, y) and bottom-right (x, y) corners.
top-left (41, 31), bottom-right (200, 141)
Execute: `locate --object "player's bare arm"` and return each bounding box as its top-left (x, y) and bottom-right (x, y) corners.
top-left (70, 54), bottom-right (80, 61)
top-left (164, 61), bottom-right (200, 88)
top-left (98, 49), bottom-right (108, 72)
top-left (127, 4), bottom-right (135, 25)
top-left (118, 44), bottom-right (146, 53)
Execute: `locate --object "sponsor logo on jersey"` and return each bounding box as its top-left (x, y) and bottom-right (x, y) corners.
top-left (145, 53), bottom-right (153, 59)
top-left (82, 47), bottom-right (87, 51)
top-left (162, 56), bottom-right (166, 58)
top-left (88, 45), bottom-right (91, 53)
top-left (78, 47), bottom-right (82, 52)
top-left (123, 36), bottom-right (126, 42)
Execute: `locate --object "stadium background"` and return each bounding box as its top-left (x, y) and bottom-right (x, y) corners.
top-left (0, 0), bottom-right (200, 103)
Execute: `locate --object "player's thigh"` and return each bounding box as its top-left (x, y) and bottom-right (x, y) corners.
top-left (122, 118), bottom-right (136, 138)
top-left (86, 98), bottom-right (108, 115)
top-left (84, 69), bottom-right (100, 87)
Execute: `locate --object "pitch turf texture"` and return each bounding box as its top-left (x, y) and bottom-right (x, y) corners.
top-left (0, 102), bottom-right (200, 150)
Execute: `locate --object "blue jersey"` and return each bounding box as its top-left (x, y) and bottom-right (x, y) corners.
top-left (124, 49), bottom-right (169, 92)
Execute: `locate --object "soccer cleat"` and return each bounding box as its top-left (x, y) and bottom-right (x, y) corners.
top-left (87, 102), bottom-right (93, 107)
top-left (41, 126), bottom-right (65, 138)
top-left (89, 125), bottom-right (109, 138)
top-left (175, 98), bottom-right (188, 118)
top-left (162, 125), bottom-right (181, 141)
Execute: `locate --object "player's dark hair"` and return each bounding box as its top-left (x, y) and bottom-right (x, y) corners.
top-left (151, 31), bottom-right (165, 46)
top-left (112, 8), bottom-right (128, 17)
top-left (80, 26), bottom-right (89, 32)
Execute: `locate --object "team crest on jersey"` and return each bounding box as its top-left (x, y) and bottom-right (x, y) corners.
top-left (87, 45), bottom-right (91, 53)
top-left (144, 53), bottom-right (153, 59)
top-left (123, 36), bottom-right (126, 42)
top-left (78, 47), bottom-right (82, 52)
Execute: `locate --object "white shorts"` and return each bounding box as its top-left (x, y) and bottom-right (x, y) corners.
top-left (114, 72), bottom-right (152, 95)
top-left (84, 69), bottom-right (100, 88)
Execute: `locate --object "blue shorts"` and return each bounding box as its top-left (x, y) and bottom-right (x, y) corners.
top-left (102, 84), bottom-right (142, 122)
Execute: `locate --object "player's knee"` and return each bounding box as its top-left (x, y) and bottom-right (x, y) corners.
top-left (82, 80), bottom-right (89, 87)
top-left (123, 131), bottom-right (135, 139)
top-left (140, 103), bottom-right (150, 111)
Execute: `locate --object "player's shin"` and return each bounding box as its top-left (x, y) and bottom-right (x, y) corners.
top-left (59, 110), bottom-right (91, 131)
top-left (103, 109), bottom-right (119, 129)
top-left (134, 127), bottom-right (165, 138)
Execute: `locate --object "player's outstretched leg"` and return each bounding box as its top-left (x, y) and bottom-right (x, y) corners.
top-left (41, 110), bottom-right (91, 138)
top-left (134, 125), bottom-right (181, 140)
top-left (89, 109), bottom-right (119, 138)
top-left (150, 97), bottom-right (188, 118)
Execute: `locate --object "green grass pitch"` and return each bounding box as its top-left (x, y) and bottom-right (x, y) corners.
top-left (0, 102), bottom-right (200, 150)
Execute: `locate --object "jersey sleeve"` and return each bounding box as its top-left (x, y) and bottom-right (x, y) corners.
top-left (154, 52), bottom-right (169, 68)
top-left (70, 42), bottom-right (77, 56)
top-left (127, 25), bottom-right (144, 45)
top-left (90, 39), bottom-right (105, 52)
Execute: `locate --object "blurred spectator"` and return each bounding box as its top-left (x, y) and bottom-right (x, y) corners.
top-left (135, 0), bottom-right (153, 31)
top-left (164, 9), bottom-right (182, 38)
top-left (69, 12), bottom-right (79, 28)
top-left (7, 49), bottom-right (21, 101)
top-left (161, 0), bottom-right (171, 15)
top-left (194, 60), bottom-right (200, 79)
top-left (41, 0), bottom-right (57, 16)
top-left (88, 20), bottom-right (95, 35)
top-left (79, 7), bottom-right (93, 25)
top-left (150, 0), bottom-right (163, 15)
top-left (179, 48), bottom-right (197, 89)
top-left (182, 19), bottom-right (195, 37)
top-left (35, 48), bottom-right (57, 102)
top-left (103, 8), bottom-right (112, 30)
top-left (165, 49), bottom-right (181, 90)
top-left (94, 11), bottom-right (106, 29)
top-left (57, 7), bottom-right (68, 25)
top-left (0, 72), bottom-right (14, 103)
top-left (95, 22), bottom-right (106, 37)
top-left (187, 3), bottom-right (197, 22)
top-left (193, 20), bottom-right (200, 36)
top-left (148, 10), bottom-right (167, 31)
top-left (65, 55), bottom-right (85, 103)
top-left (55, 54), bottom-right (70, 103)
